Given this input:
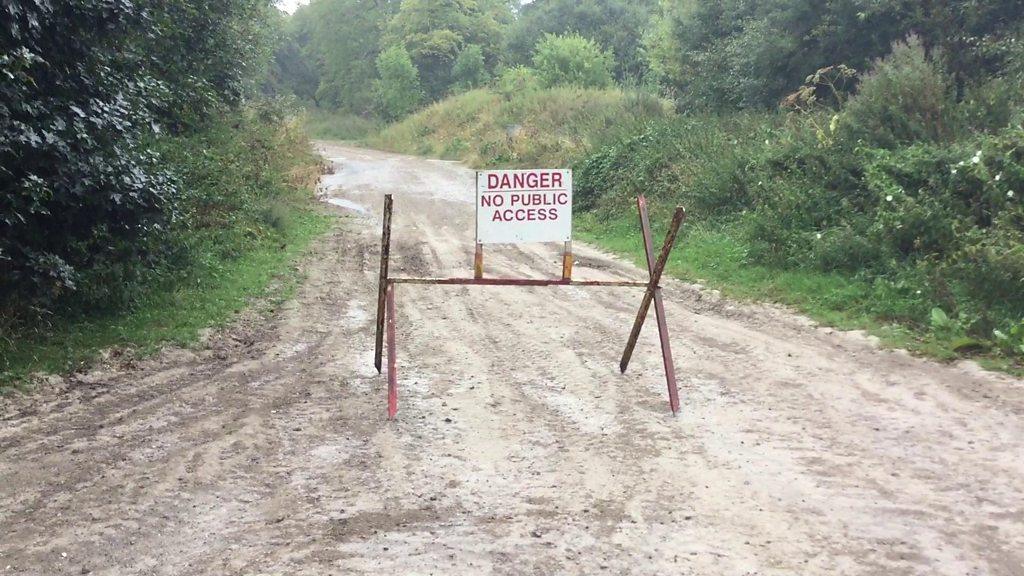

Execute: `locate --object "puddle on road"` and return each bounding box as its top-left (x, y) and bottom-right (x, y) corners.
top-left (324, 197), bottom-right (369, 215)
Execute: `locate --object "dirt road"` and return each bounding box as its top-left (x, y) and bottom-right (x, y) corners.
top-left (2, 144), bottom-right (1023, 575)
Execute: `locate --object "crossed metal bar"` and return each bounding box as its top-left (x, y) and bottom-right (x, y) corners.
top-left (373, 193), bottom-right (686, 420)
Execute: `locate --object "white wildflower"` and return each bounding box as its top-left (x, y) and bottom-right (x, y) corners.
top-left (885, 194), bottom-right (893, 202)
top-left (971, 151), bottom-right (982, 164)
top-left (1009, 190), bottom-right (1016, 199)
top-left (995, 173), bottom-right (1002, 181)
top-left (815, 232), bottom-right (822, 240)
top-left (951, 168), bottom-right (958, 175)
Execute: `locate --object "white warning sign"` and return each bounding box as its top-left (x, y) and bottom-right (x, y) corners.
top-left (475, 169), bottom-right (572, 244)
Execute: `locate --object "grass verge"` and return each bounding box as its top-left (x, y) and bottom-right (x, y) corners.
top-left (1, 108), bottom-right (336, 392)
top-left (0, 208), bottom-right (331, 392)
top-left (576, 212), bottom-right (1022, 376)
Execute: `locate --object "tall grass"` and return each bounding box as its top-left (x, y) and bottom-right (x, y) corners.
top-left (303, 108), bottom-right (380, 141)
top-left (368, 86), bottom-right (671, 167)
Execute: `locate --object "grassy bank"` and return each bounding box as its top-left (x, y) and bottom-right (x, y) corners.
top-left (576, 214), bottom-right (1020, 375)
top-left (368, 86), bottom-right (671, 167)
top-left (1, 111), bottom-right (332, 390)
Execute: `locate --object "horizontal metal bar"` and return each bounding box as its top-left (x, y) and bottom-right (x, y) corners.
top-left (389, 277), bottom-right (650, 288)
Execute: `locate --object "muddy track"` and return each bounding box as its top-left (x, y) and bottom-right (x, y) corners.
top-left (1, 144), bottom-right (1022, 575)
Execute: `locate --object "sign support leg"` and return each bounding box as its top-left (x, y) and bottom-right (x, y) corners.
top-left (562, 240), bottom-right (573, 280)
top-left (474, 242), bottom-right (484, 279)
top-left (619, 196), bottom-right (686, 414)
top-left (374, 194), bottom-right (394, 373)
top-left (386, 281), bottom-right (398, 420)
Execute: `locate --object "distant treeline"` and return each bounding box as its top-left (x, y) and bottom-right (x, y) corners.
top-left (271, 0), bottom-right (1024, 117)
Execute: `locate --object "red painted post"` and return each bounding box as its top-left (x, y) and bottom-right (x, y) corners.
top-left (386, 281), bottom-right (398, 420)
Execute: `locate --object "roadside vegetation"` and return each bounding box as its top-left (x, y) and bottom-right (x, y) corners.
top-left (1, 2), bottom-right (329, 388)
top-left (284, 0), bottom-right (1024, 372)
top-left (369, 86), bottom-right (670, 167)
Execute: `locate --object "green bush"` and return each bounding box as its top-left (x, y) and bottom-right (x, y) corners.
top-left (532, 33), bottom-right (615, 89)
top-left (575, 108), bottom-right (1024, 356)
top-left (494, 66), bottom-right (542, 100)
top-left (375, 46), bottom-right (422, 121)
top-left (576, 116), bottom-right (770, 215)
top-left (840, 36), bottom-right (956, 148)
top-left (452, 44), bottom-right (489, 91)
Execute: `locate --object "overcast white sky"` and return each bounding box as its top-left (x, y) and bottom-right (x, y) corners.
top-left (276, 0), bottom-right (309, 13)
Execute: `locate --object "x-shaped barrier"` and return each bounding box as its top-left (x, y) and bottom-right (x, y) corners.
top-left (373, 193), bottom-right (686, 420)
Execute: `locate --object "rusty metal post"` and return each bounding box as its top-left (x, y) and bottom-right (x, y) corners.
top-left (374, 194), bottom-right (394, 373)
top-left (620, 201), bottom-right (686, 373)
top-left (561, 240), bottom-right (573, 280)
top-left (474, 242), bottom-right (484, 279)
top-left (620, 195), bottom-right (685, 414)
top-left (386, 281), bottom-right (398, 420)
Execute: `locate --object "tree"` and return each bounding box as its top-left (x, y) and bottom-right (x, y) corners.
top-left (644, 0), bottom-right (1024, 111)
top-left (299, 0), bottom-right (398, 113)
top-left (532, 33), bottom-right (615, 89)
top-left (504, 0), bottom-right (657, 81)
top-left (385, 0), bottom-right (512, 99)
top-left (140, 0), bottom-right (277, 128)
top-left (375, 45), bottom-right (422, 120)
top-left (451, 44), bottom-right (489, 90)
top-left (262, 9), bottom-right (321, 102)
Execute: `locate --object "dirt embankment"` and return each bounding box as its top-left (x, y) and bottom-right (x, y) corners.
top-left (2, 143), bottom-right (1022, 575)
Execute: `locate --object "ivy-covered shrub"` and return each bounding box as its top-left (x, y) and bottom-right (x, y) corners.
top-left (0, 0), bottom-right (278, 315)
top-left (0, 1), bottom-right (176, 307)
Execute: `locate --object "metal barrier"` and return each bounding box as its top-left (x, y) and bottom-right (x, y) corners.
top-left (373, 193), bottom-right (686, 420)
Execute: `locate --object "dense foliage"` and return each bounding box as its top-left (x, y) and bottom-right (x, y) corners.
top-left (286, 0), bottom-right (397, 112)
top-left (504, 0), bottom-right (656, 81)
top-left (577, 40), bottom-right (1024, 356)
top-left (1, 0), bottom-right (295, 319)
top-left (2, 1), bottom-right (168, 308)
top-left (532, 33), bottom-right (615, 89)
top-left (644, 0), bottom-right (1024, 110)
